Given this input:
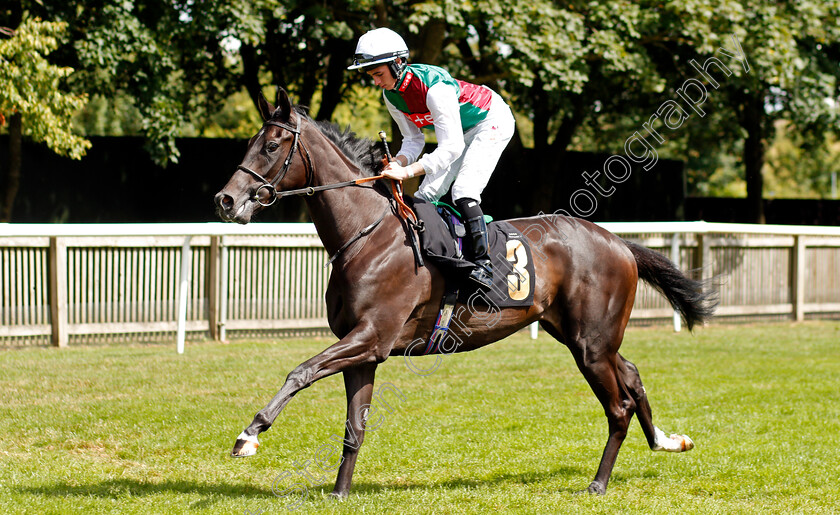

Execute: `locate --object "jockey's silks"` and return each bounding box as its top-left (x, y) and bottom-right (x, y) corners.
top-left (384, 64), bottom-right (493, 131)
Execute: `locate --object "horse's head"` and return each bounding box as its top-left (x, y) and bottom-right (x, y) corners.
top-left (215, 88), bottom-right (310, 224)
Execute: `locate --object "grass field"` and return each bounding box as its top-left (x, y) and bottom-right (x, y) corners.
top-left (1, 321), bottom-right (839, 514)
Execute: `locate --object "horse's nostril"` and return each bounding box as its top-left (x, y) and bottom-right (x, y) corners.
top-left (216, 193), bottom-right (234, 210)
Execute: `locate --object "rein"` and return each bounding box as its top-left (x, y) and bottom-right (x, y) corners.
top-left (325, 206), bottom-right (389, 266)
top-left (236, 118), bottom-right (389, 205)
top-left (325, 180), bottom-right (423, 266)
top-left (238, 166), bottom-right (387, 201)
top-left (237, 116), bottom-right (423, 266)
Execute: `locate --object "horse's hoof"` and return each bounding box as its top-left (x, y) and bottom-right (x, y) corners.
top-left (652, 427), bottom-right (695, 452)
top-left (231, 432), bottom-right (259, 457)
top-left (575, 482), bottom-right (606, 495)
top-left (328, 491), bottom-right (348, 500)
top-left (672, 433), bottom-right (695, 452)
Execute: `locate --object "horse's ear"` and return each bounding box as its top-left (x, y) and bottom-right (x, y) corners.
top-left (275, 87), bottom-right (293, 119)
top-left (257, 91), bottom-right (275, 122)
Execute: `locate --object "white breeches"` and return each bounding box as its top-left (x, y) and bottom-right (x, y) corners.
top-left (416, 93), bottom-right (515, 204)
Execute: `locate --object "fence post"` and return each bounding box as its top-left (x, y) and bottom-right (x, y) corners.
top-left (793, 235), bottom-right (805, 322)
top-left (698, 232), bottom-right (712, 285)
top-left (697, 231), bottom-right (713, 326)
top-left (208, 236), bottom-right (220, 341)
top-left (176, 236), bottom-right (193, 354)
top-left (219, 236), bottom-right (228, 342)
top-left (48, 237), bottom-right (68, 348)
top-left (670, 233), bottom-right (682, 332)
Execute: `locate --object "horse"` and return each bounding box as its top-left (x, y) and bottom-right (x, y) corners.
top-left (214, 88), bottom-right (717, 497)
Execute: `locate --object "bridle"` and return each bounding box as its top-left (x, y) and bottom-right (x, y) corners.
top-left (234, 114), bottom-right (424, 267)
top-left (236, 117), bottom-right (312, 207)
top-left (237, 116), bottom-right (394, 206)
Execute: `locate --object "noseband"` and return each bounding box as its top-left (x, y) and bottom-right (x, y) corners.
top-left (237, 118), bottom-right (312, 207)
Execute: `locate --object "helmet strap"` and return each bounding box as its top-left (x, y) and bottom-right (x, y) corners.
top-left (389, 58), bottom-right (406, 83)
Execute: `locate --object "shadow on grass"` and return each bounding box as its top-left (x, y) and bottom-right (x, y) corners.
top-left (16, 464), bottom-right (592, 510)
top-left (16, 478), bottom-right (272, 508)
top-left (325, 464), bottom-right (590, 496)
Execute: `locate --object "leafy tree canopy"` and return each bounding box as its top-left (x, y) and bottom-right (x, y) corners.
top-left (4, 0), bottom-right (840, 221)
top-left (0, 17), bottom-right (90, 158)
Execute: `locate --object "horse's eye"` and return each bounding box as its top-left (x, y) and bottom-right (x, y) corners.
top-left (266, 141), bottom-right (280, 152)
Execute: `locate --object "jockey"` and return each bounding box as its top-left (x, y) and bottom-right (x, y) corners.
top-left (348, 27), bottom-right (516, 289)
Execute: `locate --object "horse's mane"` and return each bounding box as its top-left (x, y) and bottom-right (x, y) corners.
top-left (280, 106), bottom-right (386, 177)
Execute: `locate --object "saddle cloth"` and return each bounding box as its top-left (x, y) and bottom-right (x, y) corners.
top-left (407, 196), bottom-right (535, 308)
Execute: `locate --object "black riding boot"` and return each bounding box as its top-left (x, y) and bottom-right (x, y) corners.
top-left (457, 198), bottom-right (493, 288)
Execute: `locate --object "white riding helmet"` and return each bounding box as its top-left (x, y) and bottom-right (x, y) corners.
top-left (347, 27), bottom-right (409, 74)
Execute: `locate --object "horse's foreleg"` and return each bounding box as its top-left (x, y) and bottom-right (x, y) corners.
top-left (232, 323), bottom-right (389, 457)
top-left (231, 359), bottom-right (316, 457)
top-left (618, 354), bottom-right (695, 453)
top-left (331, 362), bottom-right (377, 498)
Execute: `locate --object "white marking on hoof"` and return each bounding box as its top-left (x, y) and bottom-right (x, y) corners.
top-left (232, 431), bottom-right (260, 457)
top-left (652, 427), bottom-right (695, 452)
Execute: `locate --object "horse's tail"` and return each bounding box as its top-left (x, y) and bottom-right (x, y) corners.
top-left (623, 240), bottom-right (718, 331)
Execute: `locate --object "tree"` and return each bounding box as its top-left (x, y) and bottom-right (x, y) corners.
top-left (405, 0), bottom-right (671, 213)
top-left (24, 0), bottom-right (395, 156)
top-left (763, 120), bottom-right (840, 198)
top-left (649, 0), bottom-right (840, 222)
top-left (229, 0), bottom-right (361, 121)
top-left (0, 16), bottom-right (90, 222)
top-left (25, 0), bottom-right (219, 165)
top-left (7, 0), bottom-right (839, 224)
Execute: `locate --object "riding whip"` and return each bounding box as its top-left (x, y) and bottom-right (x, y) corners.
top-left (379, 130), bottom-right (424, 267)
top-left (379, 130), bottom-right (392, 161)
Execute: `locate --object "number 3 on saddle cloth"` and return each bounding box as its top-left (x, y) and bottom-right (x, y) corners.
top-left (405, 196), bottom-right (536, 354)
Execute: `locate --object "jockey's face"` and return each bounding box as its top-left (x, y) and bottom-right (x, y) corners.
top-left (366, 63), bottom-right (398, 90)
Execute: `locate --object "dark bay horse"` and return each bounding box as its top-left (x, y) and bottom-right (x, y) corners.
top-left (214, 88), bottom-right (717, 497)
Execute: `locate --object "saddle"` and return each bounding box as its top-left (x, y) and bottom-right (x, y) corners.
top-left (406, 196), bottom-right (535, 309)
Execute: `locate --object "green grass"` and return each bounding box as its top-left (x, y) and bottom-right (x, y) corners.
top-left (1, 321), bottom-right (839, 514)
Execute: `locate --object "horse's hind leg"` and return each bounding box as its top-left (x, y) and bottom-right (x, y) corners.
top-left (540, 321), bottom-right (634, 494)
top-left (618, 354), bottom-right (695, 453)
